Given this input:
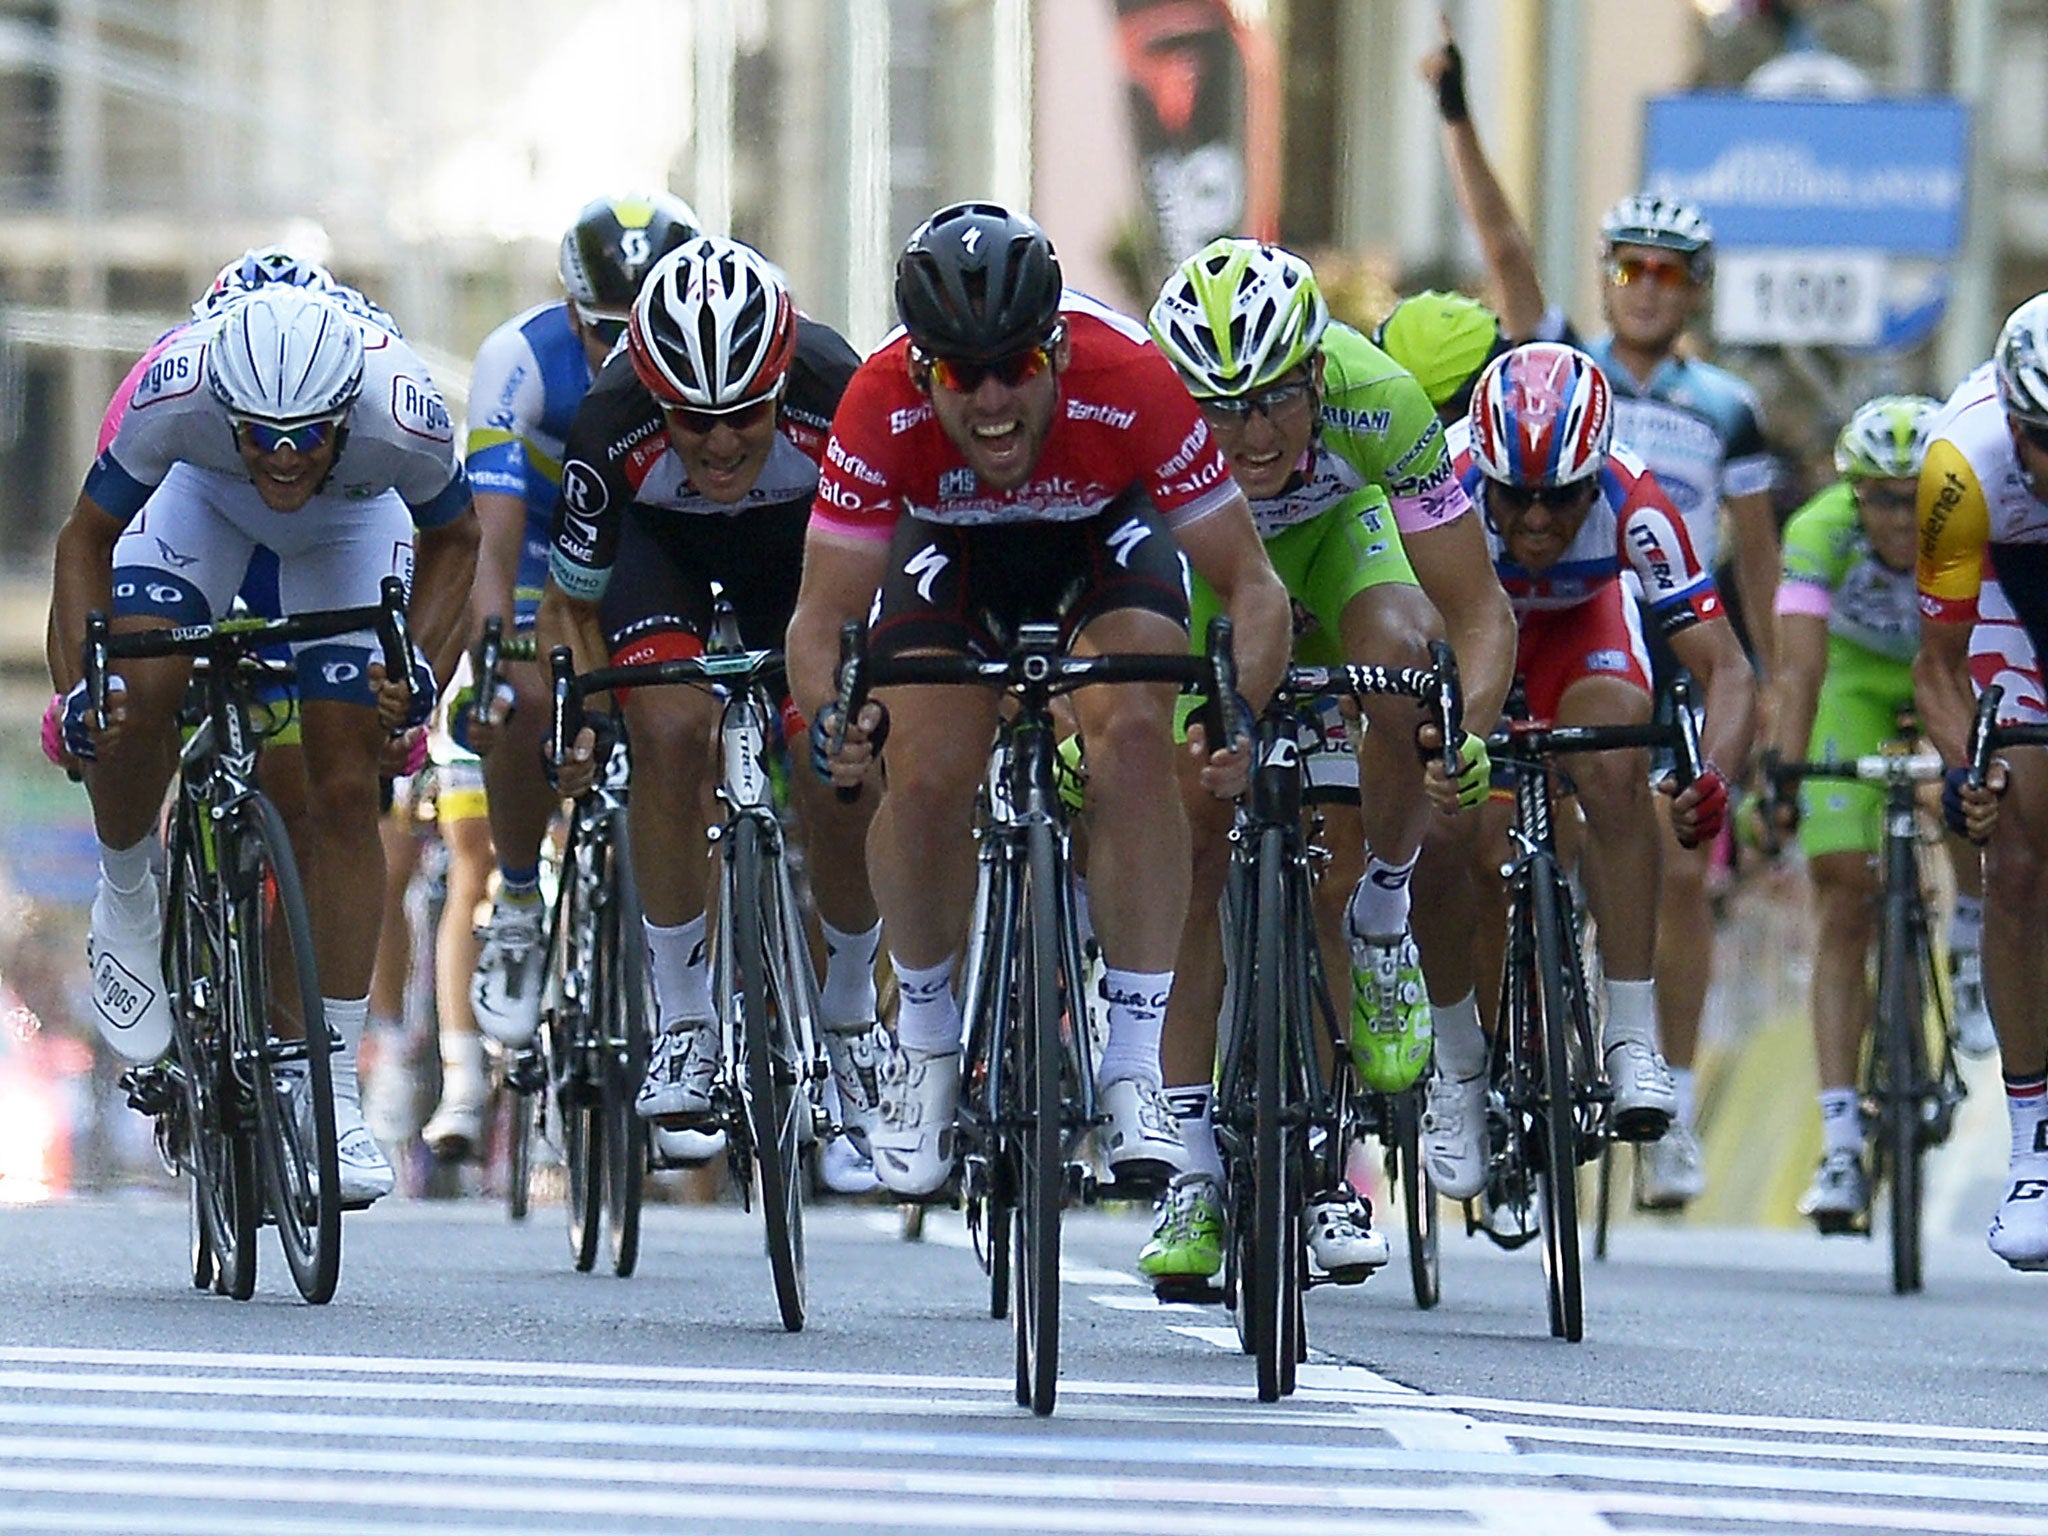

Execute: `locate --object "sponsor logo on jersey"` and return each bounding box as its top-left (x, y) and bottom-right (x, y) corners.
top-left (1629, 519), bottom-right (1679, 593)
top-left (153, 538), bottom-right (197, 570)
top-left (1169, 459), bottom-right (1227, 497)
top-left (391, 376), bottom-right (453, 440)
top-left (1066, 399), bottom-right (1137, 430)
top-left (938, 467), bottom-right (978, 499)
top-left (1587, 648), bottom-right (1629, 673)
top-left (1328, 405), bottom-right (1394, 436)
top-left (817, 477), bottom-right (865, 512)
top-left (1922, 469), bottom-right (1966, 562)
top-left (1159, 420), bottom-right (1211, 478)
top-left (890, 403), bottom-right (934, 434)
top-left (131, 346), bottom-right (203, 410)
top-left (560, 459), bottom-right (610, 517)
top-left (827, 437), bottom-right (887, 487)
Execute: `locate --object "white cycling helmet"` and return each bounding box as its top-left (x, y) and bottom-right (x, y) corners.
top-left (1600, 193), bottom-right (1715, 278)
top-left (1834, 395), bottom-right (1940, 480)
top-left (1996, 293), bottom-right (2048, 428)
top-left (191, 245), bottom-right (335, 320)
top-left (205, 287), bottom-right (365, 424)
top-left (626, 236), bottom-right (796, 412)
top-left (1148, 238), bottom-right (1329, 399)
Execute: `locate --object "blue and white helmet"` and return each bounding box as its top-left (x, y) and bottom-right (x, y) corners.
top-left (191, 245), bottom-right (335, 320)
top-left (205, 288), bottom-right (365, 424)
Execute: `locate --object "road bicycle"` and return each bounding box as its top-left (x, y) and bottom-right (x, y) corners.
top-left (1213, 646), bottom-right (1460, 1400)
top-left (551, 612), bottom-right (827, 1327)
top-left (1764, 747), bottom-right (1965, 1294)
top-left (92, 579), bottom-right (410, 1304)
top-left (837, 617), bottom-right (1230, 1415)
top-left (1476, 682), bottom-right (1700, 1341)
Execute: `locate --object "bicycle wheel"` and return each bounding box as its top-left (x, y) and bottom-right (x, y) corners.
top-left (504, 1074), bottom-right (534, 1223)
top-left (547, 820), bottom-right (604, 1273)
top-left (1877, 842), bottom-right (1925, 1296)
top-left (1530, 869), bottom-right (1585, 1342)
top-left (1014, 821), bottom-right (1064, 1415)
top-left (1391, 1090), bottom-right (1439, 1310)
top-left (165, 805), bottom-right (259, 1300)
top-left (235, 794), bottom-right (340, 1305)
top-left (734, 816), bottom-right (807, 1331)
top-left (603, 810), bottom-right (648, 1278)
top-left (1248, 824), bottom-right (1289, 1401)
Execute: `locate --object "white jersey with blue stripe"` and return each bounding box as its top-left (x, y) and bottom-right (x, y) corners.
top-left (465, 301), bottom-right (594, 527)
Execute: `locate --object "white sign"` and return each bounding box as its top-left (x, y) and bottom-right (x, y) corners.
top-left (1714, 249), bottom-right (1886, 346)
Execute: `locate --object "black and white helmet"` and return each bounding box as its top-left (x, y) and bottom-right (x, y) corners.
top-left (1996, 293), bottom-right (2048, 427)
top-left (204, 288), bottom-right (365, 424)
top-left (626, 237), bottom-right (796, 412)
top-left (1600, 193), bottom-right (1715, 278)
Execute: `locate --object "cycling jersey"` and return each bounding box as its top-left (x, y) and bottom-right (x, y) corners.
top-left (809, 290), bottom-right (1237, 542)
top-left (86, 313), bottom-right (469, 530)
top-left (1451, 422), bottom-right (1723, 639)
top-left (1779, 481), bottom-right (1919, 665)
top-left (547, 316), bottom-right (857, 603)
top-left (1580, 337), bottom-right (1775, 569)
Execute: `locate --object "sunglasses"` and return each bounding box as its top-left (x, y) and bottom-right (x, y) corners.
top-left (1199, 378), bottom-right (1317, 425)
top-left (233, 416), bottom-right (343, 455)
top-left (917, 335), bottom-right (1058, 394)
top-left (1606, 254), bottom-right (1696, 291)
top-left (1855, 484), bottom-right (1919, 514)
top-left (662, 394), bottom-right (778, 436)
top-left (1487, 477), bottom-right (1595, 513)
top-left (574, 303), bottom-right (630, 347)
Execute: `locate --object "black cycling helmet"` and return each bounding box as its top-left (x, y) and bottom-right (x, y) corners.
top-left (895, 201), bottom-right (1063, 362)
top-left (559, 192), bottom-right (705, 311)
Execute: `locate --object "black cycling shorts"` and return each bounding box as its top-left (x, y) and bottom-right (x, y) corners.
top-left (869, 496), bottom-right (1190, 659)
top-left (598, 499), bottom-right (809, 659)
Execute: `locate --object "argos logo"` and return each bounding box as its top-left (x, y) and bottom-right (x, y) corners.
top-left (392, 376), bottom-right (453, 440)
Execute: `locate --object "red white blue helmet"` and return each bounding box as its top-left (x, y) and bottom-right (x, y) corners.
top-left (1468, 343), bottom-right (1614, 488)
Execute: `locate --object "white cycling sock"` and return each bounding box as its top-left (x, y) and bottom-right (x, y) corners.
top-left (99, 837), bottom-right (155, 904)
top-left (819, 918), bottom-right (882, 1031)
top-left (1165, 1084), bottom-right (1223, 1179)
top-left (1430, 990), bottom-right (1487, 1080)
top-left (893, 956), bottom-right (962, 1056)
top-left (1073, 877), bottom-right (1096, 955)
top-left (1951, 892), bottom-right (1984, 954)
top-left (441, 1029), bottom-right (486, 1091)
top-left (1347, 850), bottom-right (1419, 939)
top-left (1670, 1066), bottom-right (1697, 1129)
top-left (1603, 978), bottom-right (1658, 1055)
top-left (644, 914), bottom-right (713, 1030)
top-left (1818, 1087), bottom-right (1862, 1156)
top-left (324, 996), bottom-right (370, 1106)
top-left (1097, 967), bottom-right (1172, 1089)
top-left (2007, 1074), bottom-right (2048, 1165)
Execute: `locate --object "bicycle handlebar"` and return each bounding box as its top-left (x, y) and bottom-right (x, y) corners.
top-left (1966, 684), bottom-right (2048, 783)
top-left (1770, 752), bottom-right (1946, 787)
top-left (1488, 676), bottom-right (1701, 784)
top-left (547, 642), bottom-right (788, 786)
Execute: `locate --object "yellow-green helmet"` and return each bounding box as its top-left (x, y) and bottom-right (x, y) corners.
top-left (1148, 239), bottom-right (1329, 398)
top-left (1834, 394), bottom-right (1940, 480)
top-left (1373, 290), bottom-right (1507, 413)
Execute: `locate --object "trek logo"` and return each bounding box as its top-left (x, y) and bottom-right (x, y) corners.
top-left (1106, 518), bottom-right (1152, 567)
top-left (560, 459), bottom-right (610, 516)
top-left (906, 543), bottom-right (951, 603)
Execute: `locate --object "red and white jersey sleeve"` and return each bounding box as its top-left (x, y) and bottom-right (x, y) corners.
top-left (809, 292), bottom-right (1238, 543)
top-left (1608, 443), bottom-right (1723, 633)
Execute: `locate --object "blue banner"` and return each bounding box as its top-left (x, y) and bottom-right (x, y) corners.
top-left (1642, 94), bottom-right (1970, 257)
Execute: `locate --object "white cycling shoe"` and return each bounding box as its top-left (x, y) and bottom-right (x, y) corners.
top-left (1604, 1040), bottom-right (1677, 1142)
top-left (651, 1126), bottom-right (727, 1167)
top-left (469, 896), bottom-right (547, 1048)
top-left (1304, 1190), bottom-right (1389, 1281)
top-left (287, 1062), bottom-right (396, 1206)
top-left (822, 1022), bottom-right (890, 1154)
top-left (1421, 1069), bottom-right (1489, 1200)
top-left (1098, 1077), bottom-right (1189, 1187)
top-left (870, 1043), bottom-right (960, 1198)
top-left (88, 879), bottom-right (173, 1064)
top-left (1950, 946), bottom-right (1997, 1059)
top-left (635, 1021), bottom-right (721, 1124)
top-left (1637, 1122), bottom-right (1706, 1211)
top-left (1988, 1159), bottom-right (2048, 1271)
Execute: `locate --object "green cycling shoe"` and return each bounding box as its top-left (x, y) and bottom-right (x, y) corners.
top-left (1138, 1172), bottom-right (1225, 1294)
top-left (1350, 925), bottom-right (1433, 1093)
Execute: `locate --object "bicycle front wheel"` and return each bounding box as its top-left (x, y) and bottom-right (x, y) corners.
top-left (234, 793), bottom-right (339, 1305)
top-left (1877, 840), bottom-right (1925, 1296)
top-left (603, 810), bottom-right (649, 1278)
top-left (1391, 1089), bottom-right (1439, 1310)
top-left (1247, 824), bottom-right (1291, 1400)
top-left (734, 816), bottom-right (806, 1332)
top-left (546, 819), bottom-right (604, 1274)
top-left (1014, 820), bottom-right (1064, 1416)
top-left (1530, 869), bottom-right (1584, 1342)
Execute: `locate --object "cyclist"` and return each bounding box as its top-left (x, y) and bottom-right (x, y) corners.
top-left (452, 192), bottom-right (702, 1147)
top-left (536, 235), bottom-right (892, 1154)
top-left (791, 201), bottom-right (1290, 1199)
top-left (1136, 239), bottom-right (1517, 1289)
top-left (1913, 292), bottom-right (2048, 1271)
top-left (1419, 342), bottom-right (1753, 1201)
top-left (51, 285), bottom-right (480, 1206)
top-left (1759, 395), bottom-right (1991, 1231)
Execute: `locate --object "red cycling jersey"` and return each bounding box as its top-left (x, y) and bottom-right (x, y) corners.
top-left (809, 292), bottom-right (1239, 543)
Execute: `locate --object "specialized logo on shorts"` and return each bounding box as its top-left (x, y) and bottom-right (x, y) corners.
top-left (92, 949), bottom-right (156, 1034)
top-left (1106, 517), bottom-right (1151, 567)
top-left (1587, 648), bottom-right (1629, 673)
top-left (560, 459), bottom-right (610, 517)
top-left (905, 543), bottom-right (951, 603)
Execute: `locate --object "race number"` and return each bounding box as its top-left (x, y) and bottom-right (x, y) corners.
top-left (1714, 250), bottom-right (1885, 347)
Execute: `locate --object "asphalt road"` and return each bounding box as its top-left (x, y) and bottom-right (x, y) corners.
top-left (1, 1185), bottom-right (2046, 1534)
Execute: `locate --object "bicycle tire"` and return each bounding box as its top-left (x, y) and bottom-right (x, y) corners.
top-left (236, 793), bottom-right (340, 1305)
top-left (1391, 1090), bottom-right (1439, 1310)
top-left (165, 803), bottom-right (258, 1300)
top-left (736, 816), bottom-right (807, 1331)
top-left (604, 809), bottom-right (648, 1278)
top-left (505, 1073), bottom-right (534, 1223)
top-left (1250, 823), bottom-right (1289, 1401)
top-left (1879, 837), bottom-right (1925, 1296)
top-left (1015, 819), bottom-right (1064, 1415)
top-left (1531, 869), bottom-right (1585, 1342)
top-left (549, 819), bottom-right (603, 1274)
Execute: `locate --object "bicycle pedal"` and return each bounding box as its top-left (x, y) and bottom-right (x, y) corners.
top-left (1610, 1108), bottom-right (1672, 1144)
top-left (1810, 1211), bottom-right (1866, 1238)
top-left (121, 1066), bottom-right (177, 1118)
top-left (1311, 1262), bottom-right (1381, 1287)
top-left (339, 1198), bottom-right (375, 1214)
top-left (506, 1055), bottom-right (546, 1094)
top-left (1149, 1276), bottom-right (1223, 1305)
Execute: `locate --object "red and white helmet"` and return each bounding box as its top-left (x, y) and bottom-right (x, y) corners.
top-left (1468, 343), bottom-right (1614, 488)
top-left (627, 236), bottom-right (797, 412)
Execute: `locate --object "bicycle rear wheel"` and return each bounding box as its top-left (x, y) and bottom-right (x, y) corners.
top-left (603, 811), bottom-right (648, 1278)
top-left (1014, 821), bottom-right (1064, 1415)
top-left (1248, 824), bottom-right (1290, 1401)
top-left (1877, 844), bottom-right (1925, 1296)
top-left (504, 1074), bottom-right (535, 1223)
top-left (547, 819), bottom-right (604, 1274)
top-left (735, 816), bottom-right (807, 1331)
top-left (236, 793), bottom-right (340, 1305)
top-left (1391, 1090), bottom-right (1439, 1310)
top-left (166, 804), bottom-right (259, 1299)
top-left (1531, 870), bottom-right (1585, 1342)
